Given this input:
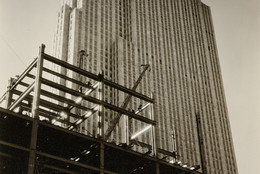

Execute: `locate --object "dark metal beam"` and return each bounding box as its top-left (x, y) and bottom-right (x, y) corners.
top-left (157, 148), bottom-right (177, 158)
top-left (20, 104), bottom-right (74, 126)
top-left (43, 53), bottom-right (99, 80)
top-left (36, 151), bottom-right (118, 174)
top-left (42, 67), bottom-right (93, 90)
top-left (42, 53), bottom-right (153, 103)
top-left (36, 151), bottom-right (101, 173)
top-left (39, 99), bottom-right (82, 119)
top-left (0, 140), bottom-right (30, 152)
top-left (19, 81), bottom-right (30, 88)
top-left (40, 164), bottom-right (78, 174)
top-left (0, 151), bottom-right (17, 159)
top-left (130, 140), bottom-right (152, 150)
top-left (26, 73), bottom-right (35, 79)
top-left (103, 78), bottom-right (154, 103)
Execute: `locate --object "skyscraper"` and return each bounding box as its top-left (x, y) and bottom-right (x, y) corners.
top-left (53, 0), bottom-right (238, 173)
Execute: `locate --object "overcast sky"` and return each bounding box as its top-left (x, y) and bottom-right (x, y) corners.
top-left (0, 0), bottom-right (259, 173)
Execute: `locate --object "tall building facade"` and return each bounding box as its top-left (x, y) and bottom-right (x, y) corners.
top-left (53, 0), bottom-right (238, 173)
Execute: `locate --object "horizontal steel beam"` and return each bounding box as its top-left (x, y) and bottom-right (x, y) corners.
top-left (0, 151), bottom-right (16, 159)
top-left (157, 148), bottom-right (177, 158)
top-left (12, 89), bottom-right (82, 120)
top-left (130, 140), bottom-right (152, 150)
top-left (36, 151), bottom-right (118, 174)
top-left (20, 104), bottom-right (74, 126)
top-left (43, 53), bottom-right (153, 103)
top-left (42, 67), bottom-right (93, 90)
top-left (38, 109), bottom-right (73, 126)
top-left (41, 78), bottom-right (156, 125)
top-left (40, 164), bottom-right (78, 174)
top-left (40, 89), bottom-right (93, 112)
top-left (43, 53), bottom-right (99, 80)
top-left (39, 100), bottom-right (82, 120)
top-left (26, 73), bottom-right (35, 79)
top-left (36, 151), bottom-right (101, 173)
top-left (103, 78), bottom-right (154, 103)
top-left (19, 81), bottom-right (30, 88)
top-left (0, 140), bottom-right (30, 152)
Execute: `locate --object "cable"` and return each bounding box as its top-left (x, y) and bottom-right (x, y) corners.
top-left (0, 35), bottom-right (27, 67)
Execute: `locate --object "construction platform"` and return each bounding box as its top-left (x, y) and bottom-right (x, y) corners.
top-left (0, 45), bottom-right (201, 174)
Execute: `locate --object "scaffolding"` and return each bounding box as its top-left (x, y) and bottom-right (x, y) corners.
top-left (0, 44), bottom-right (201, 174)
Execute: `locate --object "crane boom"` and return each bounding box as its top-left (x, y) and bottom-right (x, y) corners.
top-left (104, 64), bottom-right (150, 140)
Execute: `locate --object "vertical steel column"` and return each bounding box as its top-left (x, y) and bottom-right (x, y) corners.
top-left (100, 79), bottom-right (105, 138)
top-left (150, 93), bottom-right (160, 174)
top-left (128, 116), bottom-right (133, 146)
top-left (28, 44), bottom-right (45, 174)
top-left (172, 127), bottom-right (178, 162)
top-left (196, 113), bottom-right (207, 174)
top-left (97, 73), bottom-right (104, 138)
top-left (77, 50), bottom-right (85, 131)
top-left (28, 120), bottom-right (39, 174)
top-left (150, 93), bottom-right (157, 157)
top-left (99, 74), bottom-right (105, 174)
top-left (32, 44), bottom-right (45, 118)
top-left (5, 78), bottom-right (15, 108)
top-left (125, 115), bottom-right (129, 145)
top-left (100, 143), bottom-right (105, 174)
top-left (156, 162), bottom-right (160, 174)
top-left (100, 77), bottom-right (105, 173)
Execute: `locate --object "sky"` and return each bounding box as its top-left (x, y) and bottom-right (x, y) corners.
top-left (0, 0), bottom-right (259, 173)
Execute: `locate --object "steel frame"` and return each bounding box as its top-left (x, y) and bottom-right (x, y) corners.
top-left (0, 44), bottom-right (202, 174)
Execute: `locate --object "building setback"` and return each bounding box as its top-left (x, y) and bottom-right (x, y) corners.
top-left (53, 0), bottom-right (238, 173)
